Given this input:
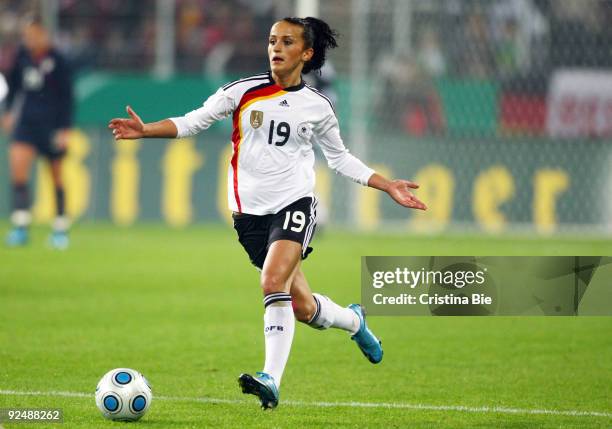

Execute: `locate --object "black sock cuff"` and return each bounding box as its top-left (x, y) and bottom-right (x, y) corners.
top-left (12, 183), bottom-right (30, 210)
top-left (307, 295), bottom-right (322, 325)
top-left (263, 292), bottom-right (291, 308)
top-left (55, 187), bottom-right (66, 216)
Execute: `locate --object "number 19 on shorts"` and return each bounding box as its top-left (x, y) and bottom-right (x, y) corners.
top-left (282, 211), bottom-right (305, 232)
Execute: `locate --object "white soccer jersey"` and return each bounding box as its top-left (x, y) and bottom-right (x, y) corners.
top-left (170, 71), bottom-right (374, 215)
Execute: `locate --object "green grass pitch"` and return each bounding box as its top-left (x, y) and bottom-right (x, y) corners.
top-left (0, 224), bottom-right (611, 428)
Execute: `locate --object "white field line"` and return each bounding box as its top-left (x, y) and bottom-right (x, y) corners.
top-left (0, 389), bottom-right (610, 419)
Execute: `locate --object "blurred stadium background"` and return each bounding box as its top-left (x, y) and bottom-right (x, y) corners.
top-left (0, 0), bottom-right (611, 235)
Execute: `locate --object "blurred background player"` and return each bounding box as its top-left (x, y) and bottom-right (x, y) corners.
top-left (2, 16), bottom-right (74, 249)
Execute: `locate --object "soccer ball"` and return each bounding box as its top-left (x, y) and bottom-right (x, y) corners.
top-left (95, 368), bottom-right (152, 421)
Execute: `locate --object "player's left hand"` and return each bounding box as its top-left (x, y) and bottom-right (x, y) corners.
top-left (53, 129), bottom-right (71, 150)
top-left (386, 179), bottom-right (427, 210)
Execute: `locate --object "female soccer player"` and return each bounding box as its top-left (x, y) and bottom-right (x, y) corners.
top-left (109, 17), bottom-right (426, 409)
top-left (3, 17), bottom-right (73, 249)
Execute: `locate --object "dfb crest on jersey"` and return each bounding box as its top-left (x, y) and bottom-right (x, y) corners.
top-left (250, 110), bottom-right (264, 129)
top-left (297, 122), bottom-right (313, 139)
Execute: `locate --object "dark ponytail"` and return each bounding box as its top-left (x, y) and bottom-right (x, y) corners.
top-left (282, 17), bottom-right (338, 74)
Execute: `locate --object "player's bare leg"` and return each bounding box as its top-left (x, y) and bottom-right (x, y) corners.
top-left (239, 240), bottom-right (302, 409)
top-left (6, 142), bottom-right (36, 246)
top-left (290, 267), bottom-right (383, 364)
top-left (289, 268), bottom-right (317, 322)
top-left (260, 240), bottom-right (302, 296)
top-left (49, 158), bottom-right (69, 249)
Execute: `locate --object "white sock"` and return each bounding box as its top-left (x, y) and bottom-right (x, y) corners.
top-left (52, 216), bottom-right (71, 232)
top-left (262, 293), bottom-right (295, 387)
top-left (11, 210), bottom-right (31, 227)
top-left (307, 293), bottom-right (360, 334)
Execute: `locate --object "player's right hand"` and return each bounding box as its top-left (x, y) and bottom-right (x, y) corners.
top-left (108, 106), bottom-right (145, 140)
top-left (1, 113), bottom-right (14, 134)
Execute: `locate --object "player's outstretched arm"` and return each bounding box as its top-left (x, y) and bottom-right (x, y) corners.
top-left (108, 105), bottom-right (178, 140)
top-left (368, 173), bottom-right (427, 211)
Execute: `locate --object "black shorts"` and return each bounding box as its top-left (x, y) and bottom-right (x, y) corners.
top-left (232, 196), bottom-right (317, 269)
top-left (12, 120), bottom-right (66, 160)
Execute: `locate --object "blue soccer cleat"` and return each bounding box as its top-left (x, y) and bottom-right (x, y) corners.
top-left (6, 227), bottom-right (28, 247)
top-left (238, 372), bottom-right (279, 410)
top-left (348, 304), bottom-right (383, 364)
top-left (49, 230), bottom-right (69, 250)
